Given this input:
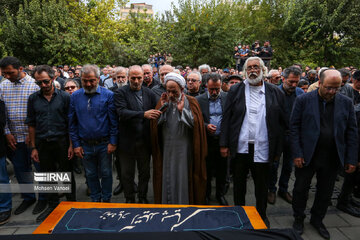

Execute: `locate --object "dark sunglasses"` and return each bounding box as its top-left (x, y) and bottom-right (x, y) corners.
top-left (65, 86), bottom-right (76, 90)
top-left (35, 79), bottom-right (51, 85)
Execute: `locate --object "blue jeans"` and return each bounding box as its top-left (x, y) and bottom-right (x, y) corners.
top-left (7, 142), bottom-right (46, 201)
top-left (269, 140), bottom-right (293, 193)
top-left (82, 142), bottom-right (112, 202)
top-left (0, 156), bottom-right (11, 212)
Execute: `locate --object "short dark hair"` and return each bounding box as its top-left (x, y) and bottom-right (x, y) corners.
top-left (353, 70), bottom-right (360, 81)
top-left (203, 73), bottom-right (222, 84)
top-left (298, 79), bottom-right (309, 87)
top-left (283, 66), bottom-right (302, 79)
top-left (339, 68), bottom-right (351, 78)
top-left (32, 65), bottom-right (55, 79)
top-left (0, 56), bottom-right (22, 69)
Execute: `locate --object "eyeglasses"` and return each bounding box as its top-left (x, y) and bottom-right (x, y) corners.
top-left (187, 79), bottom-right (199, 83)
top-left (35, 79), bottom-right (51, 85)
top-left (246, 66), bottom-right (260, 71)
top-left (65, 86), bottom-right (76, 90)
top-left (323, 86), bottom-right (341, 92)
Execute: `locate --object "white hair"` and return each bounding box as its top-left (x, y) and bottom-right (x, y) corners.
top-left (243, 57), bottom-right (266, 79)
top-left (198, 64), bottom-right (211, 73)
top-left (81, 64), bottom-right (100, 78)
top-left (187, 71), bottom-right (202, 83)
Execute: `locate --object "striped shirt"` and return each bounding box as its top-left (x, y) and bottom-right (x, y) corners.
top-left (0, 74), bottom-right (39, 142)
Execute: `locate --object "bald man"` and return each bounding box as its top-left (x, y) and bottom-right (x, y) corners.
top-left (290, 69), bottom-right (357, 239)
top-left (151, 64), bottom-right (174, 101)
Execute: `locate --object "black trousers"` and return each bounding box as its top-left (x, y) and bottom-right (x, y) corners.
top-left (206, 137), bottom-right (227, 198)
top-left (292, 159), bottom-right (339, 221)
top-left (37, 137), bottom-right (76, 207)
top-left (338, 168), bottom-right (360, 205)
top-left (118, 141), bottom-right (150, 200)
top-left (233, 144), bottom-right (270, 219)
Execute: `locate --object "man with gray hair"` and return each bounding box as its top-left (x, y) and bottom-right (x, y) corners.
top-left (69, 64), bottom-right (118, 203)
top-left (220, 56), bottom-right (286, 227)
top-left (267, 69), bottom-right (281, 85)
top-left (152, 64), bottom-right (174, 101)
top-left (199, 64), bottom-right (211, 75)
top-left (185, 71), bottom-right (204, 97)
top-left (104, 67), bottom-right (127, 90)
top-left (142, 64), bottom-right (159, 89)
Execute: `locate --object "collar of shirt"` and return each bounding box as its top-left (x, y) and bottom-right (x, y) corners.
top-left (244, 79), bottom-right (265, 94)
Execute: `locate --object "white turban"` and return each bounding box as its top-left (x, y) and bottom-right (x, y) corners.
top-left (164, 72), bottom-right (186, 89)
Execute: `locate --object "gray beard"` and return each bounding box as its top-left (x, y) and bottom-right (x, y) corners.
top-left (118, 81), bottom-right (127, 88)
top-left (84, 86), bottom-right (98, 94)
top-left (247, 71), bottom-right (263, 85)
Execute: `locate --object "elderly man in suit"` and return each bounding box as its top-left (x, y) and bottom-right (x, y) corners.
top-left (290, 69), bottom-right (358, 239)
top-left (219, 56), bottom-right (287, 227)
top-left (196, 73), bottom-right (228, 205)
top-left (114, 65), bottom-right (161, 203)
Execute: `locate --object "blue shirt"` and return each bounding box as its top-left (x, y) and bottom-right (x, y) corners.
top-left (69, 86), bottom-right (118, 148)
top-left (207, 92), bottom-right (223, 136)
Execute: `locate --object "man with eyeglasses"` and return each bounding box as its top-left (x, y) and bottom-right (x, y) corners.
top-left (268, 67), bottom-right (304, 206)
top-left (185, 71), bottom-right (204, 97)
top-left (25, 65), bottom-right (76, 222)
top-left (267, 69), bottom-right (281, 85)
top-left (291, 69), bottom-right (357, 239)
top-left (69, 64), bottom-right (118, 203)
top-left (0, 56), bottom-right (47, 220)
top-left (220, 57), bottom-right (286, 228)
top-left (152, 64), bottom-right (174, 101)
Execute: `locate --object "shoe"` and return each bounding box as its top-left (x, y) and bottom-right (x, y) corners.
top-left (32, 200), bottom-right (47, 215)
top-left (278, 191), bottom-right (292, 204)
top-left (267, 192), bottom-right (276, 204)
top-left (337, 203), bottom-right (360, 218)
top-left (134, 183), bottom-right (138, 193)
top-left (0, 210), bottom-right (11, 226)
top-left (216, 196), bottom-right (229, 206)
top-left (350, 198), bottom-right (360, 208)
top-left (126, 198), bottom-right (135, 203)
top-left (292, 217), bottom-right (304, 235)
top-left (113, 183), bottom-right (123, 196)
top-left (310, 219), bottom-right (330, 239)
top-left (14, 199), bottom-right (36, 215)
top-left (138, 198), bottom-right (149, 204)
top-left (36, 207), bottom-right (56, 223)
top-left (74, 166), bottom-right (82, 174)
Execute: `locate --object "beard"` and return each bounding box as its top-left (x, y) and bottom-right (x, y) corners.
top-left (118, 81), bottom-right (127, 88)
top-left (84, 84), bottom-right (98, 94)
top-left (247, 70), bottom-right (263, 85)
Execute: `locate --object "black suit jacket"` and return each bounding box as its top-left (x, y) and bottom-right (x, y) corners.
top-left (114, 85), bottom-right (157, 152)
top-left (219, 81), bottom-right (287, 161)
top-left (290, 90), bottom-right (358, 166)
top-left (196, 92), bottom-right (227, 132)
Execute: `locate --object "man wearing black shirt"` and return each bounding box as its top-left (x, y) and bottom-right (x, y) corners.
top-left (259, 41), bottom-right (273, 68)
top-left (26, 65), bottom-right (76, 223)
top-left (290, 69), bottom-right (357, 239)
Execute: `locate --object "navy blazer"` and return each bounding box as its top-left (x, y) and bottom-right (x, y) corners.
top-left (219, 81), bottom-right (287, 161)
top-left (289, 90), bottom-right (358, 166)
top-left (196, 92), bottom-right (227, 131)
top-left (114, 85), bottom-right (158, 153)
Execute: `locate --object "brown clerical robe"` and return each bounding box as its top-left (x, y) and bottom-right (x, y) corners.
top-left (150, 95), bottom-right (207, 205)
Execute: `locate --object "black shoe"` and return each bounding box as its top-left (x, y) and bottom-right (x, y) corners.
top-left (278, 191), bottom-right (293, 204)
top-left (134, 183), bottom-right (138, 193)
top-left (32, 200), bottom-right (47, 215)
top-left (310, 219), bottom-right (330, 239)
top-left (267, 192), bottom-right (276, 204)
top-left (126, 198), bottom-right (135, 203)
top-left (0, 210), bottom-right (11, 226)
top-left (113, 183), bottom-right (123, 196)
top-left (292, 217), bottom-right (304, 235)
top-left (14, 199), bottom-right (36, 215)
top-left (216, 196), bottom-right (229, 206)
top-left (74, 166), bottom-right (82, 174)
top-left (337, 203), bottom-right (360, 218)
top-left (36, 207), bottom-right (56, 223)
top-left (350, 198), bottom-right (360, 208)
top-left (138, 198), bottom-right (149, 204)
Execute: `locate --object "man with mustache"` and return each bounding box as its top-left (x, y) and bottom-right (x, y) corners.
top-left (196, 73), bottom-right (228, 205)
top-left (69, 64), bottom-right (118, 203)
top-left (219, 57), bottom-right (286, 227)
top-left (142, 64), bottom-right (159, 89)
top-left (104, 67), bottom-right (128, 90)
top-left (114, 65), bottom-right (159, 203)
top-left (151, 72), bottom-right (207, 205)
top-left (268, 66), bottom-right (303, 205)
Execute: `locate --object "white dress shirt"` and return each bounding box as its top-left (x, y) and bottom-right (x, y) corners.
top-left (237, 80), bottom-right (269, 163)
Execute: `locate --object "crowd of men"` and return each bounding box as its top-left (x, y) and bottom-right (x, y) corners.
top-left (0, 55), bottom-right (360, 240)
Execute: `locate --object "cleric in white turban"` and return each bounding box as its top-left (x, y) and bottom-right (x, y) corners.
top-left (164, 72), bottom-right (186, 89)
top-left (150, 70), bottom-right (207, 205)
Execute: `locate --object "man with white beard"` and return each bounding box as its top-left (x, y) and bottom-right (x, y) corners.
top-left (220, 57), bottom-right (286, 228)
top-left (104, 67), bottom-right (128, 90)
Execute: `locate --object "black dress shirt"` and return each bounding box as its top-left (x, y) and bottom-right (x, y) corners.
top-left (26, 88), bottom-right (70, 140)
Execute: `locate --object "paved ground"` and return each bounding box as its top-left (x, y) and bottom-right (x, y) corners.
top-left (0, 159), bottom-right (359, 239)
